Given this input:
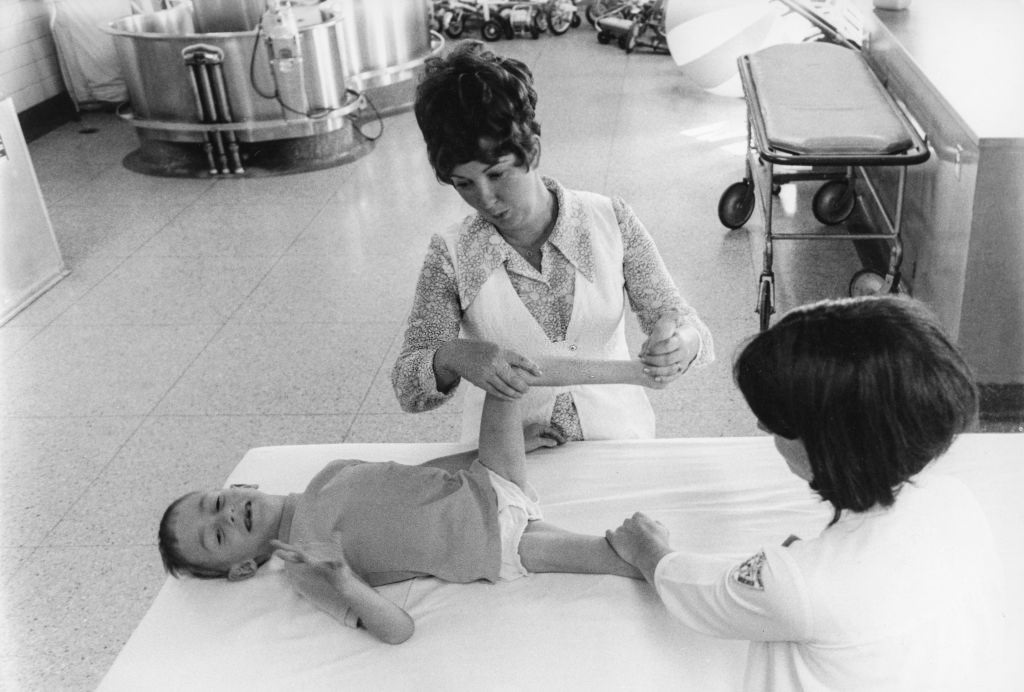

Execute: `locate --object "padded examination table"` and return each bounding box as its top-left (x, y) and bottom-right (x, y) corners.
top-left (100, 434), bottom-right (1023, 691)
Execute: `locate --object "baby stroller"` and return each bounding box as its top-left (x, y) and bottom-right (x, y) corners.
top-left (594, 0), bottom-right (668, 53)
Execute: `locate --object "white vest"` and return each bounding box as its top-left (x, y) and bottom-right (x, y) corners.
top-left (443, 190), bottom-right (655, 442)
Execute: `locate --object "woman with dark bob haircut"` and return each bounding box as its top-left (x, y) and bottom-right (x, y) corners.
top-left (734, 294), bottom-right (978, 523)
top-left (606, 296), bottom-right (1002, 690)
top-left (392, 41), bottom-right (714, 442)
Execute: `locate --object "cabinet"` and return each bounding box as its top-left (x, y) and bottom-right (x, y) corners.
top-left (849, 0), bottom-right (1024, 391)
top-left (0, 96), bottom-right (68, 325)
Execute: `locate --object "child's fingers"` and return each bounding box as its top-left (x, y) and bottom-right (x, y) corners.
top-left (542, 426), bottom-right (567, 446)
top-left (273, 548), bottom-right (305, 564)
top-left (509, 352), bottom-right (543, 377)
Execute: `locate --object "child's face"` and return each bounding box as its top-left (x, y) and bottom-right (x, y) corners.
top-left (171, 487), bottom-right (282, 574)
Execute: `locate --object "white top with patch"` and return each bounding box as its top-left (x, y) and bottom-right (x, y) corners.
top-left (653, 471), bottom-right (1007, 691)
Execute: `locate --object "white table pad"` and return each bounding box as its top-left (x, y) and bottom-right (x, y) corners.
top-left (100, 434), bottom-right (1024, 691)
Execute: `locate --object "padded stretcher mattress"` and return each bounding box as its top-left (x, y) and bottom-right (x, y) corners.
top-left (747, 42), bottom-right (914, 155)
top-left (100, 434), bottom-right (1023, 691)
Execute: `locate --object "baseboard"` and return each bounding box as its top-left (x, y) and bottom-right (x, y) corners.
top-left (979, 383), bottom-right (1024, 423)
top-left (18, 92), bottom-right (78, 142)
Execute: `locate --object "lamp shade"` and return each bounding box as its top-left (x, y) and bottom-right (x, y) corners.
top-left (666, 1), bottom-right (778, 97)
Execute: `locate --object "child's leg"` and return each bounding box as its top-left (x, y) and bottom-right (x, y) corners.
top-left (518, 521), bottom-right (641, 579)
top-left (477, 393), bottom-right (527, 488)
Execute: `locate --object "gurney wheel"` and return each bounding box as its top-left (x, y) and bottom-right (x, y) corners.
top-left (481, 19), bottom-right (503, 41)
top-left (848, 269), bottom-right (888, 297)
top-left (812, 180), bottom-right (855, 226)
top-left (718, 181), bottom-right (755, 229)
top-left (597, 31), bottom-right (611, 44)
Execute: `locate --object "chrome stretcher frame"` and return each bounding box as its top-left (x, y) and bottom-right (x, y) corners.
top-left (718, 41), bottom-right (930, 331)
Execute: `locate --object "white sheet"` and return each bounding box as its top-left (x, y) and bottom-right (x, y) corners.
top-left (100, 434), bottom-right (1024, 691)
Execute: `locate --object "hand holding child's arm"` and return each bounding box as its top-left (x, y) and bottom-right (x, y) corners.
top-left (272, 540), bottom-right (414, 645)
top-left (639, 314), bottom-right (701, 384)
top-left (605, 512), bottom-right (674, 585)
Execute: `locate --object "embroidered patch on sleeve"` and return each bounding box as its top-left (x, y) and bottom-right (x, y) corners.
top-left (731, 551), bottom-right (767, 590)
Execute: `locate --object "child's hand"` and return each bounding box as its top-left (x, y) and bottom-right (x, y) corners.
top-left (605, 512), bottom-right (674, 584)
top-left (524, 422), bottom-right (566, 452)
top-left (272, 540), bottom-right (356, 582)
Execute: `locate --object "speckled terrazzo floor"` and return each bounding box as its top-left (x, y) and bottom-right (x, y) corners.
top-left (2, 25), bottom-right (1019, 691)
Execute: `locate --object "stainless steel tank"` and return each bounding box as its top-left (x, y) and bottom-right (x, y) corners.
top-left (106, 2), bottom-right (357, 144)
top-left (103, 0), bottom-right (441, 175)
top-left (326, 0), bottom-right (434, 90)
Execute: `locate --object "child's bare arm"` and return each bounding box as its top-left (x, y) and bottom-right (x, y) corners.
top-left (477, 394), bottom-right (527, 487)
top-left (517, 357), bottom-right (671, 389)
top-left (272, 540), bottom-right (414, 645)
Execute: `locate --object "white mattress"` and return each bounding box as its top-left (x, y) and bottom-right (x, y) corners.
top-left (100, 434), bottom-right (1024, 691)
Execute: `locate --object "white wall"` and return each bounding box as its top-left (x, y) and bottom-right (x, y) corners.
top-left (0, 0), bottom-right (64, 112)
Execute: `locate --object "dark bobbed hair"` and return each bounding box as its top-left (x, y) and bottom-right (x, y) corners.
top-left (734, 296), bottom-right (977, 523)
top-left (414, 40), bottom-right (541, 184)
top-left (158, 492), bottom-right (225, 579)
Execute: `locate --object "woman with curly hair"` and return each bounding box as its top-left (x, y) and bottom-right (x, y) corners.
top-left (392, 41), bottom-right (714, 442)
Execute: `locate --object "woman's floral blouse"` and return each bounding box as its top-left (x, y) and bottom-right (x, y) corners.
top-left (392, 177), bottom-right (714, 440)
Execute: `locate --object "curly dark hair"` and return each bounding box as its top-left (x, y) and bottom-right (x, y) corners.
top-left (734, 296), bottom-right (978, 524)
top-left (414, 41), bottom-right (541, 183)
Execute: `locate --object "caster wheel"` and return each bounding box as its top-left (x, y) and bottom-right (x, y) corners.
top-left (812, 180), bottom-right (855, 225)
top-left (597, 30), bottom-right (611, 44)
top-left (481, 19), bottom-right (503, 41)
top-left (848, 269), bottom-right (896, 297)
top-left (444, 13), bottom-right (465, 38)
top-left (548, 8), bottom-right (572, 34)
top-left (718, 181), bottom-right (755, 229)
top-left (757, 278), bottom-right (773, 331)
top-left (624, 24), bottom-right (639, 53)
top-left (571, 12), bottom-right (581, 27)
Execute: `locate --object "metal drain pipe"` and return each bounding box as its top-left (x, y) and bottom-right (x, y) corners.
top-left (183, 44), bottom-right (244, 174)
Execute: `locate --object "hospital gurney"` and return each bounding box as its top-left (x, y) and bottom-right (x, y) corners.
top-left (718, 40), bottom-right (929, 330)
top-left (99, 435), bottom-right (1021, 691)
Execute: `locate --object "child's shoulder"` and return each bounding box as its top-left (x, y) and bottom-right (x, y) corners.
top-left (306, 458), bottom-right (366, 493)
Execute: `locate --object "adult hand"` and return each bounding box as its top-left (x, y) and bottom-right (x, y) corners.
top-left (639, 318), bottom-right (699, 385)
top-left (435, 339), bottom-right (542, 400)
top-left (605, 512), bottom-right (673, 584)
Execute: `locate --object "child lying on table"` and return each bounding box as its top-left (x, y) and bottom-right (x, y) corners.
top-left (158, 357), bottom-right (659, 644)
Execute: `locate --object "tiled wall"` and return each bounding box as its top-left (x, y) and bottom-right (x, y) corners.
top-left (0, 0), bottom-right (64, 113)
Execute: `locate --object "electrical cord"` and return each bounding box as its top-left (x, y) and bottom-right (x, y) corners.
top-left (347, 89), bottom-right (384, 142)
top-left (247, 23), bottom-right (333, 120)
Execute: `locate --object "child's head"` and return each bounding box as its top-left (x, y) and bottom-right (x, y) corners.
top-left (159, 485), bottom-right (282, 581)
top-left (734, 296), bottom-right (977, 519)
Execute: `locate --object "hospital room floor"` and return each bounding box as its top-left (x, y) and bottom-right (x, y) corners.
top-left (1, 28), bottom-right (1018, 690)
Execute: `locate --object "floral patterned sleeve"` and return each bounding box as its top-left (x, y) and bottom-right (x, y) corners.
top-left (613, 197), bottom-right (715, 368)
top-left (391, 234), bottom-right (464, 412)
